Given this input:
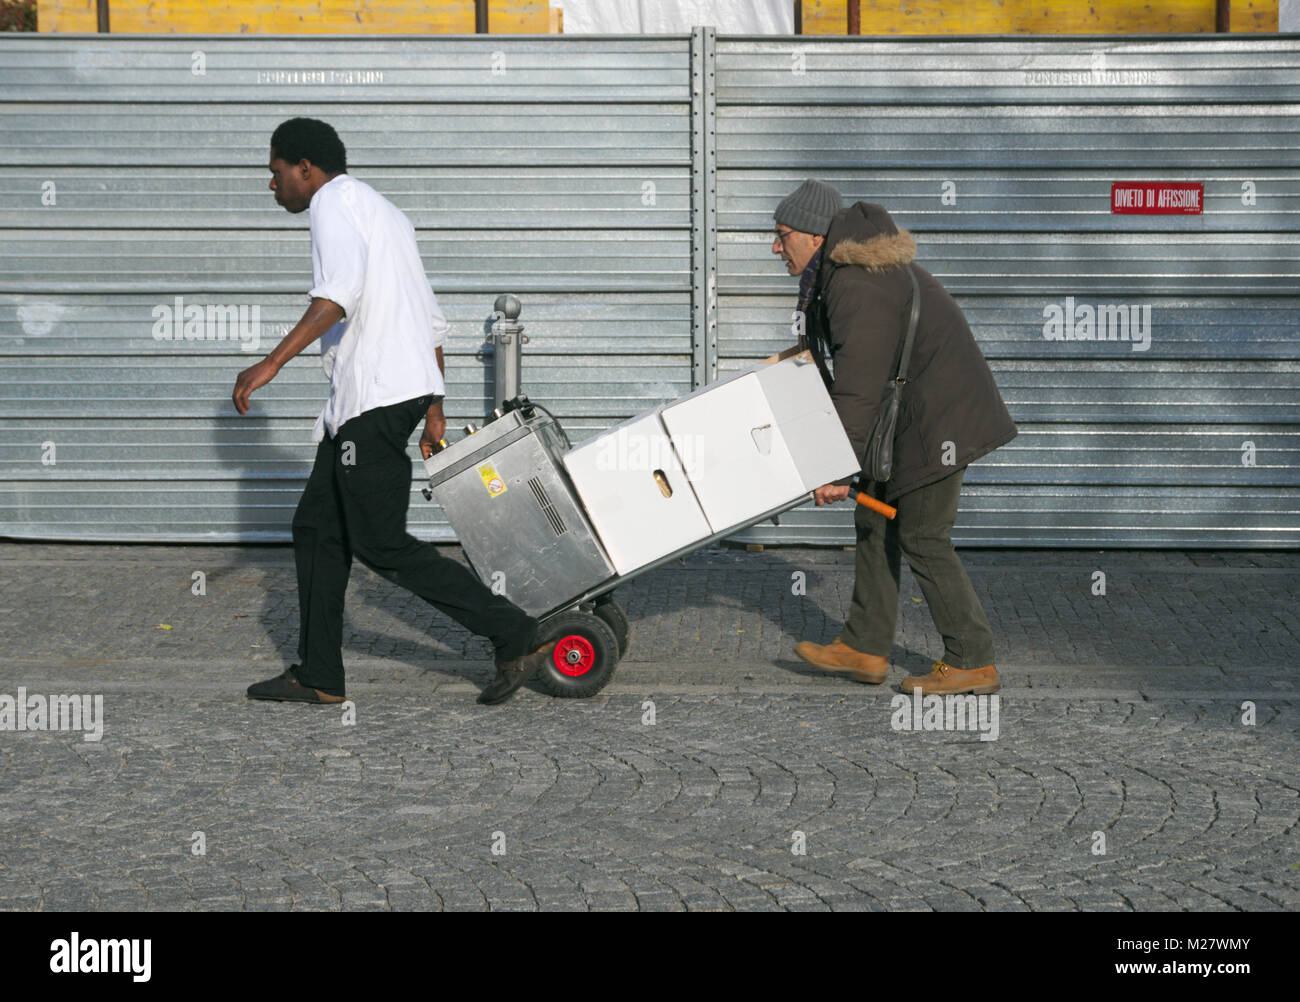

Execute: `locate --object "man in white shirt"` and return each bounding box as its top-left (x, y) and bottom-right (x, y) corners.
top-left (234, 118), bottom-right (554, 706)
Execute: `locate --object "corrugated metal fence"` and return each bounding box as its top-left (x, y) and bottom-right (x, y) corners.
top-left (1, 31), bottom-right (1297, 546)
top-left (714, 32), bottom-right (1300, 546)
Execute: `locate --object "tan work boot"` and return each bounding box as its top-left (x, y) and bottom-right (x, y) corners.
top-left (794, 637), bottom-right (889, 684)
top-left (900, 660), bottom-right (999, 695)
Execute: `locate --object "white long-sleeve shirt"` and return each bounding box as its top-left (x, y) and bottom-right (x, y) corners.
top-left (307, 174), bottom-right (449, 442)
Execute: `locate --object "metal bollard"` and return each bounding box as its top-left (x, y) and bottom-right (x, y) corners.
top-left (485, 293), bottom-right (529, 411)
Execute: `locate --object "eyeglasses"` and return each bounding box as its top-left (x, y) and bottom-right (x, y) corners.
top-left (773, 228), bottom-right (798, 246)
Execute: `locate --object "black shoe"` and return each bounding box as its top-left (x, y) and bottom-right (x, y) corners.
top-left (247, 666), bottom-right (346, 704)
top-left (477, 642), bottom-right (557, 705)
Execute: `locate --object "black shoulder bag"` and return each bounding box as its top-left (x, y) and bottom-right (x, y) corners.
top-left (862, 265), bottom-right (920, 484)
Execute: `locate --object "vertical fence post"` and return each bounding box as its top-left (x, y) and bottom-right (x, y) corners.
top-left (690, 26), bottom-right (707, 390)
top-left (690, 26), bottom-right (718, 390)
top-left (702, 26), bottom-right (717, 385)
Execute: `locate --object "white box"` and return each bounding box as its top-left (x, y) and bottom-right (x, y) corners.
top-left (562, 410), bottom-right (713, 576)
top-left (659, 352), bottom-right (859, 532)
top-left (753, 353), bottom-right (862, 490)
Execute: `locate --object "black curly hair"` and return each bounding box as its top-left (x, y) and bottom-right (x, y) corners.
top-left (270, 118), bottom-right (347, 175)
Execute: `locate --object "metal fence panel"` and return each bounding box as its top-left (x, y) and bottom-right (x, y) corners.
top-left (2, 33), bottom-right (1297, 548)
top-left (715, 35), bottom-right (1300, 547)
top-left (0, 35), bottom-right (696, 541)
top-left (714, 37), bottom-right (1300, 105)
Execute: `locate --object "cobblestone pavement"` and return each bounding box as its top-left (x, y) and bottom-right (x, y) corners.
top-left (0, 542), bottom-right (1297, 911)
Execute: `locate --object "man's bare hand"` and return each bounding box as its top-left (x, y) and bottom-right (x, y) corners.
top-left (814, 483), bottom-right (852, 506)
top-left (232, 358), bottom-right (282, 415)
top-left (232, 297), bottom-right (343, 415)
top-left (419, 401), bottom-right (447, 459)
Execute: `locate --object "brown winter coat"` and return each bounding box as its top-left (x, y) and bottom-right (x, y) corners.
top-left (807, 202), bottom-right (1017, 502)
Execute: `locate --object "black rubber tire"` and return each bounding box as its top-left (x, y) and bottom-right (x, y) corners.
top-left (592, 599), bottom-right (631, 659)
top-left (535, 611), bottom-right (621, 698)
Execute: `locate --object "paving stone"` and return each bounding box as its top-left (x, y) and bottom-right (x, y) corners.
top-left (0, 543), bottom-right (1296, 911)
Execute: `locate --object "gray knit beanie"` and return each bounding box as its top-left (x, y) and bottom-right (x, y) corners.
top-left (774, 178), bottom-right (843, 236)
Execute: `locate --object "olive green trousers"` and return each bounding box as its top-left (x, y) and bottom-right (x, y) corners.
top-left (840, 467), bottom-right (996, 669)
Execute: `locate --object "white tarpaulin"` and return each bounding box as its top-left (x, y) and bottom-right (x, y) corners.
top-left (1282, 0), bottom-right (1300, 31)
top-left (555, 0), bottom-right (794, 34)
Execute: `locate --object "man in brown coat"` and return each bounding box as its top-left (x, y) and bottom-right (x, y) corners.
top-left (773, 179), bottom-right (1017, 694)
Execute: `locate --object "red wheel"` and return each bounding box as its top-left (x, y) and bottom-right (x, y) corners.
top-left (535, 611), bottom-right (620, 698)
top-left (553, 634), bottom-right (596, 677)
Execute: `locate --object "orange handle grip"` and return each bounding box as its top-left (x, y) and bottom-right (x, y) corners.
top-left (853, 491), bottom-right (897, 520)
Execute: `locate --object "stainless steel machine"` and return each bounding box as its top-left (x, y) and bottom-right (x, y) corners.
top-left (422, 399), bottom-right (615, 620)
top-left (422, 396), bottom-right (634, 698)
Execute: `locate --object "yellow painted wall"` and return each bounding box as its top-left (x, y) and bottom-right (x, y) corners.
top-left (37, 1), bottom-right (556, 33)
top-left (488, 0), bottom-right (549, 33)
top-left (38, 0), bottom-right (97, 31)
top-left (1228, 0), bottom-right (1279, 31)
top-left (36, 0), bottom-right (1278, 34)
top-left (802, 1), bottom-right (1279, 35)
top-left (800, 0), bottom-right (845, 35)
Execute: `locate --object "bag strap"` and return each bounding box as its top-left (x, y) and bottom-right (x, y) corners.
top-left (857, 265), bottom-right (921, 494)
top-left (894, 264), bottom-right (920, 385)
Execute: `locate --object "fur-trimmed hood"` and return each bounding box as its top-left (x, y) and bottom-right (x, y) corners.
top-left (825, 201), bottom-right (916, 272)
top-left (803, 200), bottom-right (1016, 503)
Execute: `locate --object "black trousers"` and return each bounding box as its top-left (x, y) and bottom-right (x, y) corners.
top-left (291, 394), bottom-right (539, 695)
top-left (840, 467), bottom-right (996, 670)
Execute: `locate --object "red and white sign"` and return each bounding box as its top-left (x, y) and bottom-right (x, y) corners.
top-left (1111, 182), bottom-right (1203, 215)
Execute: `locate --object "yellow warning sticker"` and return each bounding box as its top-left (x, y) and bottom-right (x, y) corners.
top-left (477, 462), bottom-right (507, 498)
